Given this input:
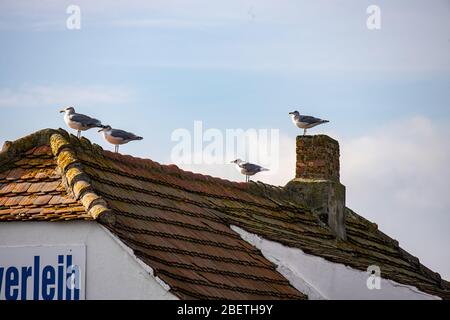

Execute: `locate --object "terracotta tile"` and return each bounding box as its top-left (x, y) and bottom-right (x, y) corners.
top-left (5, 168), bottom-right (26, 181)
top-left (0, 196), bottom-right (11, 206)
top-left (34, 171), bottom-right (51, 180)
top-left (0, 208), bottom-right (13, 216)
top-left (18, 195), bottom-right (37, 206)
top-left (24, 208), bottom-right (42, 216)
top-left (40, 181), bottom-right (61, 193)
top-left (4, 196), bottom-right (24, 207)
top-left (33, 145), bottom-right (52, 156)
top-left (0, 182), bottom-right (17, 195)
top-left (48, 195), bottom-right (76, 205)
top-left (19, 169), bottom-right (39, 180)
top-left (26, 182), bottom-right (47, 193)
top-left (0, 169), bottom-right (11, 180)
top-left (25, 147), bottom-right (38, 155)
top-left (33, 195), bottom-right (53, 206)
top-left (11, 182), bottom-right (32, 194)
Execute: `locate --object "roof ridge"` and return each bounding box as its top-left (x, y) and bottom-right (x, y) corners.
top-left (1, 128), bottom-right (307, 219)
top-left (48, 130), bottom-right (115, 224)
top-left (86, 149), bottom-right (316, 214)
top-left (101, 149), bottom-right (251, 190)
top-left (2, 129), bottom-right (311, 208)
top-left (247, 180), bottom-right (311, 210)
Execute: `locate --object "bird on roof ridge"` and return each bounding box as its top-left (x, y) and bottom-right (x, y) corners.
top-left (60, 106), bottom-right (104, 138)
top-left (289, 110), bottom-right (329, 135)
top-left (98, 125), bottom-right (143, 153)
top-left (231, 159), bottom-right (269, 182)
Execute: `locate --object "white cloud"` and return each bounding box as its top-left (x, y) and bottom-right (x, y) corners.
top-left (340, 116), bottom-right (450, 280)
top-left (0, 85), bottom-right (133, 108)
top-left (255, 133), bottom-right (296, 186)
top-left (341, 117), bottom-right (450, 214)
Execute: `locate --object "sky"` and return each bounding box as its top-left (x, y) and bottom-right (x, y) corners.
top-left (0, 1), bottom-right (449, 280)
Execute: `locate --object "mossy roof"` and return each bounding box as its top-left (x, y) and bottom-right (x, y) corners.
top-left (0, 128), bottom-right (305, 300)
top-left (0, 128), bottom-right (449, 299)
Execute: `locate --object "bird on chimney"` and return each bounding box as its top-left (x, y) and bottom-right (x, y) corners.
top-left (98, 125), bottom-right (143, 153)
top-left (60, 106), bottom-right (104, 138)
top-left (289, 110), bottom-right (329, 135)
top-left (231, 159), bottom-right (269, 182)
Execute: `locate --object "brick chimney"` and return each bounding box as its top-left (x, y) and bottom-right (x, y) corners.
top-left (285, 135), bottom-right (347, 240)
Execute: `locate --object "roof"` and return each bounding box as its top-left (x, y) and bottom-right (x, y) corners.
top-left (1, 128), bottom-right (449, 299)
top-left (0, 144), bottom-right (90, 221)
top-left (0, 129), bottom-right (305, 300)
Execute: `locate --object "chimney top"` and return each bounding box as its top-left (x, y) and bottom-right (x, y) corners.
top-left (295, 135), bottom-right (340, 182)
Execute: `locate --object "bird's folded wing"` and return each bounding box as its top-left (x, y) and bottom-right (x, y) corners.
top-left (298, 115), bottom-right (322, 124)
top-left (69, 113), bottom-right (101, 125)
top-left (241, 163), bottom-right (262, 172)
top-left (111, 129), bottom-right (137, 140)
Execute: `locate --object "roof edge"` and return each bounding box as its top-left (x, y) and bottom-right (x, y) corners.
top-left (345, 207), bottom-right (450, 293)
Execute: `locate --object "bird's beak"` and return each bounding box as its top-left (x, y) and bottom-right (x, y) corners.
top-left (288, 112), bottom-right (293, 115)
top-left (230, 160), bottom-right (235, 163)
top-left (98, 128), bottom-right (104, 132)
top-left (59, 109), bottom-right (65, 113)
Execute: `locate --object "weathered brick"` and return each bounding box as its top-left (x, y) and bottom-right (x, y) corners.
top-left (295, 135), bottom-right (340, 181)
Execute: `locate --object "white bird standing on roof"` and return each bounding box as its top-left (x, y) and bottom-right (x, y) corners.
top-left (289, 110), bottom-right (329, 135)
top-left (98, 125), bottom-right (143, 153)
top-left (231, 159), bottom-right (269, 182)
top-left (60, 106), bottom-right (104, 138)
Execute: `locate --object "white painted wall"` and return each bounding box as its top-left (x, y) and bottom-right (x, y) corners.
top-left (0, 221), bottom-right (178, 300)
top-left (231, 225), bottom-right (440, 300)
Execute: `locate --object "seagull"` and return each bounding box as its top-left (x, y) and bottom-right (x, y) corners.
top-left (98, 125), bottom-right (143, 153)
top-left (231, 159), bottom-right (269, 182)
top-left (60, 106), bottom-right (104, 138)
top-left (289, 110), bottom-right (329, 135)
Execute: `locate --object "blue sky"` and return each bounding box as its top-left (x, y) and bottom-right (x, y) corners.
top-left (1, 1), bottom-right (450, 280)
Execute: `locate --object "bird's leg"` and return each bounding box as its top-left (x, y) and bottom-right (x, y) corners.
top-left (115, 145), bottom-right (118, 153)
top-left (77, 130), bottom-right (81, 139)
top-left (303, 128), bottom-right (306, 136)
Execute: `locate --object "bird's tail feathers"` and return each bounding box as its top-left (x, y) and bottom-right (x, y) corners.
top-left (321, 120), bottom-right (330, 124)
top-left (261, 168), bottom-right (269, 172)
top-left (134, 136), bottom-right (143, 140)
